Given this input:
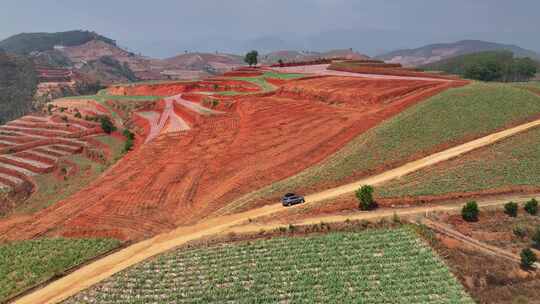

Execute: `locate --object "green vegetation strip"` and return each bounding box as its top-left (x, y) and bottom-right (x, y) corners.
top-left (0, 238), bottom-right (120, 302)
top-left (230, 82), bottom-right (540, 210)
top-left (65, 228), bottom-right (473, 304)
top-left (230, 72), bottom-right (306, 93)
top-left (378, 126), bottom-right (540, 198)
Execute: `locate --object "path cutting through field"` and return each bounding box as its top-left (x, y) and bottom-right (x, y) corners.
top-left (13, 117), bottom-right (540, 304)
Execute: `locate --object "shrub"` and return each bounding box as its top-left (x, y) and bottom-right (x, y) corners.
top-left (520, 248), bottom-right (537, 269)
top-left (74, 111), bottom-right (82, 119)
top-left (524, 199), bottom-right (538, 215)
top-left (504, 201), bottom-right (518, 217)
top-left (513, 225), bottom-right (528, 238)
top-left (533, 227), bottom-right (540, 249)
top-left (122, 129), bottom-right (135, 140)
top-left (356, 185), bottom-right (376, 211)
top-left (462, 201), bottom-right (479, 222)
top-left (99, 115), bottom-right (116, 134)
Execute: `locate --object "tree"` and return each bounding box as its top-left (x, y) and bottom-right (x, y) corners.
top-left (504, 201), bottom-right (518, 217)
top-left (244, 50), bottom-right (258, 67)
top-left (520, 248), bottom-right (537, 269)
top-left (278, 59), bottom-right (284, 67)
top-left (462, 201), bottom-right (479, 222)
top-left (99, 115), bottom-right (116, 134)
top-left (524, 199), bottom-right (538, 215)
top-left (356, 185), bottom-right (376, 211)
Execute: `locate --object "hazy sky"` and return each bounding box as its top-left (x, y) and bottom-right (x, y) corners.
top-left (1, 0), bottom-right (538, 58)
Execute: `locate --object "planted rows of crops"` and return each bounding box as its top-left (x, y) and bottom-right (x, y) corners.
top-left (65, 228), bottom-right (473, 303)
top-left (231, 82), bottom-right (540, 210)
top-left (0, 238), bottom-right (120, 302)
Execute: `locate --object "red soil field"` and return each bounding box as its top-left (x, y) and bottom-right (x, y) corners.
top-left (107, 79), bottom-right (260, 96)
top-left (0, 75), bottom-right (463, 242)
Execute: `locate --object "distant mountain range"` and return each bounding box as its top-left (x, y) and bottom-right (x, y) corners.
top-left (376, 40), bottom-right (540, 67)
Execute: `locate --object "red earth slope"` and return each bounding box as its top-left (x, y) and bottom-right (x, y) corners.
top-left (0, 76), bottom-right (463, 241)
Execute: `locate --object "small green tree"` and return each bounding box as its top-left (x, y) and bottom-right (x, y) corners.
top-left (99, 115), bottom-right (116, 134)
top-left (520, 248), bottom-right (537, 269)
top-left (244, 50), bottom-right (258, 67)
top-left (356, 185), bottom-right (376, 211)
top-left (462, 201), bottom-right (479, 222)
top-left (524, 199), bottom-right (538, 215)
top-left (533, 227), bottom-right (540, 249)
top-left (504, 201), bottom-right (518, 217)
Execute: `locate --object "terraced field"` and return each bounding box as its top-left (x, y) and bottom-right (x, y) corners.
top-left (0, 115), bottom-right (102, 197)
top-left (225, 82), bottom-right (540, 212)
top-left (64, 228), bottom-right (473, 304)
top-left (0, 74), bottom-right (456, 241)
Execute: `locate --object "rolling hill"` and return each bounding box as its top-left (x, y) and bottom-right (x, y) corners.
top-left (378, 40), bottom-right (540, 67)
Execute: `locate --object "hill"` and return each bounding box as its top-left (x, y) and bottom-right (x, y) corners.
top-left (0, 30), bottom-right (115, 55)
top-left (378, 40), bottom-right (540, 67)
top-left (0, 51), bottom-right (38, 123)
top-left (261, 49), bottom-right (369, 64)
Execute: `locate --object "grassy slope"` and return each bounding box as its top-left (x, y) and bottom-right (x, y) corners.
top-left (65, 227), bottom-right (473, 304)
top-left (14, 135), bottom-right (124, 215)
top-left (227, 82), bottom-right (540, 211)
top-left (378, 126), bottom-right (540, 198)
top-left (0, 237), bottom-right (120, 302)
top-left (231, 72), bottom-right (306, 93)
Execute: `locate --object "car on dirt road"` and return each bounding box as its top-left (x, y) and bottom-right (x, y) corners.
top-left (282, 193), bottom-right (305, 207)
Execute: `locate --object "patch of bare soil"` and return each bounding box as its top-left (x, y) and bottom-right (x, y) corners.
top-left (430, 228), bottom-right (540, 304)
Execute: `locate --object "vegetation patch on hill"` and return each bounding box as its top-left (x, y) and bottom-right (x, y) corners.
top-left (0, 52), bottom-right (38, 123)
top-left (65, 227), bottom-right (473, 304)
top-left (0, 30), bottom-right (115, 55)
top-left (422, 51), bottom-right (538, 82)
top-left (378, 126), bottom-right (540, 199)
top-left (0, 237), bottom-right (120, 303)
top-left (228, 82), bottom-right (540, 211)
top-left (230, 72), bottom-right (306, 92)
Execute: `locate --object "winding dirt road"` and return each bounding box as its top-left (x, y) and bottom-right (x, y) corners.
top-left (13, 117), bottom-right (540, 304)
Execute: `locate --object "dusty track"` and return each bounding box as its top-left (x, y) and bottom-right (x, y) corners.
top-left (421, 218), bottom-right (539, 268)
top-left (13, 119), bottom-right (540, 304)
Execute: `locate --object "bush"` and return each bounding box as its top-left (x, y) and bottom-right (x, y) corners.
top-left (122, 129), bottom-right (135, 140)
top-left (462, 201), bottom-right (479, 222)
top-left (520, 248), bottom-right (537, 269)
top-left (74, 111), bottom-right (82, 119)
top-left (356, 185), bottom-right (376, 211)
top-left (524, 199), bottom-right (538, 215)
top-left (504, 201), bottom-right (519, 217)
top-left (533, 227), bottom-right (540, 249)
top-left (513, 225), bottom-right (528, 238)
top-left (99, 115), bottom-right (116, 134)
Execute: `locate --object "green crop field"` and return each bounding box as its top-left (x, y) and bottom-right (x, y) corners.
top-left (65, 228), bottom-right (473, 304)
top-left (0, 238), bottom-right (120, 302)
top-left (231, 72), bottom-right (306, 92)
top-left (227, 82), bottom-right (540, 212)
top-left (378, 126), bottom-right (540, 198)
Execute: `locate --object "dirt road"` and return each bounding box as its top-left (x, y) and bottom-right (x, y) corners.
top-left (13, 118), bottom-right (540, 304)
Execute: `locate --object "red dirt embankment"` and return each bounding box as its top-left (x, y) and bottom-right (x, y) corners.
top-left (108, 79), bottom-right (261, 97)
top-left (0, 76), bottom-right (463, 241)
